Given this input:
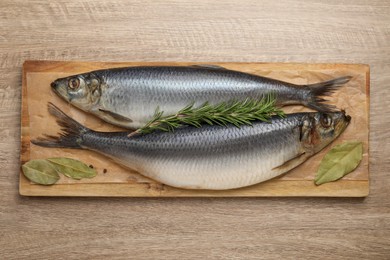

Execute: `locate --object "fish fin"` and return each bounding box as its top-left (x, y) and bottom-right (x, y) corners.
top-left (306, 76), bottom-right (352, 112)
top-left (98, 108), bottom-right (133, 123)
top-left (272, 152), bottom-right (308, 173)
top-left (189, 64), bottom-right (228, 70)
top-left (31, 103), bottom-right (90, 149)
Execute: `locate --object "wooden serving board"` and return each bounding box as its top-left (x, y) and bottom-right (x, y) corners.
top-left (20, 61), bottom-right (370, 197)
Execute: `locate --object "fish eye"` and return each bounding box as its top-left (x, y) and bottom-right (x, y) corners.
top-left (320, 114), bottom-right (332, 128)
top-left (68, 78), bottom-right (80, 90)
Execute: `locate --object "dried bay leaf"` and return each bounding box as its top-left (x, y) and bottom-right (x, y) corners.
top-left (22, 159), bottom-right (60, 185)
top-left (47, 157), bottom-right (97, 180)
top-left (315, 141), bottom-right (363, 185)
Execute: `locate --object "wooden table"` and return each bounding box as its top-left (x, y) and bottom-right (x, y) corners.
top-left (1, 1), bottom-right (389, 259)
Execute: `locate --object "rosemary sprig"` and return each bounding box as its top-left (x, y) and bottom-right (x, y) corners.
top-left (129, 94), bottom-right (285, 136)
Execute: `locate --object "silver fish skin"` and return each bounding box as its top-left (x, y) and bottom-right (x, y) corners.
top-left (51, 65), bottom-right (351, 129)
top-left (32, 104), bottom-right (350, 190)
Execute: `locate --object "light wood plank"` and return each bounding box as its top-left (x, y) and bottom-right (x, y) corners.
top-left (20, 61), bottom-right (369, 197)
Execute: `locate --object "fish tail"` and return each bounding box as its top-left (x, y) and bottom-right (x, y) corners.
top-left (31, 103), bottom-right (90, 149)
top-left (306, 76), bottom-right (352, 112)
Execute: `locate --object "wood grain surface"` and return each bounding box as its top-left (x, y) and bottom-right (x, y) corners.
top-left (20, 61), bottom-right (370, 197)
top-left (1, 0), bottom-right (389, 259)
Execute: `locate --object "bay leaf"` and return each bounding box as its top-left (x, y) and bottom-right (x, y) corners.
top-left (47, 157), bottom-right (97, 180)
top-left (22, 159), bottom-right (60, 185)
top-left (315, 141), bottom-right (363, 185)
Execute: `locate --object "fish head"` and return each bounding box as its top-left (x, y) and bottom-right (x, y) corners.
top-left (301, 111), bottom-right (351, 154)
top-left (51, 73), bottom-right (102, 110)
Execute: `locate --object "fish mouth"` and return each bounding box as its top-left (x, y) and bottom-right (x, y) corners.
top-left (50, 81), bottom-right (60, 95)
top-left (342, 110), bottom-right (351, 123)
top-left (50, 80), bottom-right (70, 101)
top-left (334, 110), bottom-right (351, 136)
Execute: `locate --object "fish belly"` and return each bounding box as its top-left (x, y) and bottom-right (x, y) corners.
top-left (110, 139), bottom-right (301, 190)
